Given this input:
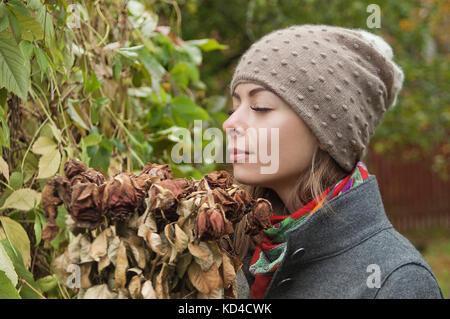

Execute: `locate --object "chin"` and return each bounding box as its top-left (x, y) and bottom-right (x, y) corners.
top-left (232, 164), bottom-right (273, 187)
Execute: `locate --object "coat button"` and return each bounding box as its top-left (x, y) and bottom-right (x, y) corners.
top-left (292, 248), bottom-right (306, 259)
top-left (276, 278), bottom-right (293, 288)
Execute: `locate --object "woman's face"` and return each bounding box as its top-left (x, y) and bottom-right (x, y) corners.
top-left (222, 82), bottom-right (320, 190)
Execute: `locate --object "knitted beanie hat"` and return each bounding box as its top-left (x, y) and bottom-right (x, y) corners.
top-left (230, 24), bottom-right (404, 173)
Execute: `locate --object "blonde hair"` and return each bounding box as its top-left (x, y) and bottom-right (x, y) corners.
top-left (230, 145), bottom-right (348, 260)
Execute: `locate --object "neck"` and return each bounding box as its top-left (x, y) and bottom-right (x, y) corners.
top-left (269, 177), bottom-right (300, 215)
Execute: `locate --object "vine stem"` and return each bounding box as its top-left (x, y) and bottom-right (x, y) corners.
top-left (18, 278), bottom-right (47, 299)
top-left (20, 117), bottom-right (49, 173)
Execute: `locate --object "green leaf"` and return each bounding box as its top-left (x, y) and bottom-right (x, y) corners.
top-left (6, 0), bottom-right (30, 17)
top-left (81, 134), bottom-right (102, 147)
top-left (33, 211), bottom-right (42, 246)
top-left (88, 144), bottom-right (111, 173)
top-left (0, 31), bottom-right (30, 100)
top-left (84, 72), bottom-right (101, 94)
top-left (170, 95), bottom-right (209, 127)
top-left (7, 9), bottom-right (22, 42)
top-left (91, 97), bottom-right (109, 126)
top-left (170, 61), bottom-right (198, 89)
top-left (0, 243), bottom-right (18, 286)
top-left (0, 270), bottom-right (21, 299)
top-left (0, 188), bottom-right (41, 212)
top-left (18, 40), bottom-right (34, 61)
top-left (31, 136), bottom-right (56, 155)
top-left (9, 171), bottom-right (23, 189)
top-left (37, 147), bottom-right (60, 179)
top-left (0, 239), bottom-right (41, 298)
top-left (27, 0), bottom-right (42, 10)
top-left (50, 206), bottom-right (69, 250)
top-left (34, 46), bottom-right (48, 74)
top-left (36, 274), bottom-right (58, 293)
top-left (0, 216), bottom-right (31, 268)
top-left (67, 98), bottom-right (90, 131)
top-left (8, 4), bottom-right (44, 41)
top-left (136, 48), bottom-right (166, 98)
top-left (0, 117), bottom-right (10, 149)
top-left (36, 5), bottom-right (53, 45)
top-left (185, 38), bottom-right (228, 52)
top-left (112, 55), bottom-right (122, 80)
top-left (0, 4), bottom-right (8, 33)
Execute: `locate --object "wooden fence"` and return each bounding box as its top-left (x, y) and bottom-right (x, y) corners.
top-left (366, 146), bottom-right (450, 232)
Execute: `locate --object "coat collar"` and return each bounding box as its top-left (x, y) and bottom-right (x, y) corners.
top-left (284, 174), bottom-right (393, 264)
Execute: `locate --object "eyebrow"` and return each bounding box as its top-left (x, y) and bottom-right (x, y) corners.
top-left (232, 87), bottom-right (269, 99)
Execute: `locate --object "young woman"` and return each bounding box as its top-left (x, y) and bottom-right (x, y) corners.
top-left (223, 24), bottom-right (443, 299)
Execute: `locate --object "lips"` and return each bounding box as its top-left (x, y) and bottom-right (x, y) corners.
top-left (230, 148), bottom-right (251, 156)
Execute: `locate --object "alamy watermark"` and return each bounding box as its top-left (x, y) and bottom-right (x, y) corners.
top-left (169, 120), bottom-right (280, 174)
top-left (366, 264), bottom-right (381, 288)
top-left (366, 4), bottom-right (381, 29)
top-left (66, 264), bottom-right (81, 289)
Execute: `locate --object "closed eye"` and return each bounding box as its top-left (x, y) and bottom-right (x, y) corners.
top-left (226, 105), bottom-right (272, 116)
top-left (249, 105), bottom-right (272, 112)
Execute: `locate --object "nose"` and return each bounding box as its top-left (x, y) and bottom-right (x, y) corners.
top-left (222, 110), bottom-right (244, 137)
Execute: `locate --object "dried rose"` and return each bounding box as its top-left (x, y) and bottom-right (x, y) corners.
top-left (102, 173), bottom-right (139, 222)
top-left (42, 219), bottom-right (59, 242)
top-left (135, 173), bottom-right (158, 199)
top-left (41, 175), bottom-right (72, 240)
top-left (209, 209), bottom-right (225, 236)
top-left (140, 163), bottom-right (173, 180)
top-left (70, 168), bottom-right (106, 186)
top-left (195, 208), bottom-right (234, 241)
top-left (42, 175), bottom-right (71, 220)
top-left (211, 188), bottom-right (239, 223)
top-left (147, 179), bottom-right (192, 231)
top-left (245, 198), bottom-right (272, 236)
top-left (197, 170), bottom-right (233, 191)
top-left (64, 158), bottom-right (87, 180)
top-left (71, 182), bottom-right (105, 229)
top-left (163, 178), bottom-right (194, 199)
top-left (232, 189), bottom-right (255, 222)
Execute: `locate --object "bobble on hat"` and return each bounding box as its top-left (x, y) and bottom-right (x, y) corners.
top-left (230, 24), bottom-right (404, 173)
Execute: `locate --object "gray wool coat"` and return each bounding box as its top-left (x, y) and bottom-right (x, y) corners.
top-left (236, 175), bottom-right (444, 299)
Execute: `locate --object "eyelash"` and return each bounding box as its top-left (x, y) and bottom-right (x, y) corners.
top-left (227, 105), bottom-right (271, 115)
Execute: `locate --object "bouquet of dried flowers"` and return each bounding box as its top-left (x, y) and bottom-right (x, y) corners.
top-left (41, 159), bottom-right (272, 299)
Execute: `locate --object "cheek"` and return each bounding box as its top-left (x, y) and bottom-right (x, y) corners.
top-left (232, 114), bottom-right (317, 185)
top-left (270, 115), bottom-right (317, 175)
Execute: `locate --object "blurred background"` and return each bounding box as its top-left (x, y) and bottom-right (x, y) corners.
top-left (0, 0), bottom-right (448, 298)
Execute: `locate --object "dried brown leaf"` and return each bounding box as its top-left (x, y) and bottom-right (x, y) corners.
top-left (140, 162), bottom-right (173, 180)
top-left (83, 284), bottom-right (118, 299)
top-left (114, 240), bottom-right (128, 289)
top-left (176, 253), bottom-right (192, 279)
top-left (128, 275), bottom-right (142, 299)
top-left (89, 229), bottom-right (109, 262)
top-left (174, 224), bottom-right (189, 253)
top-left (141, 280), bottom-right (156, 299)
top-left (188, 242), bottom-right (214, 272)
top-left (221, 251), bottom-right (236, 289)
top-left (187, 261), bottom-right (222, 295)
top-left (155, 263), bottom-right (170, 299)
